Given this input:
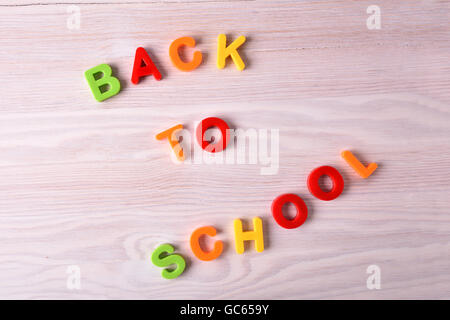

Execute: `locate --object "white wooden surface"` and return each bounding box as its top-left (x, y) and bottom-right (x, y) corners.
top-left (0, 0), bottom-right (449, 299)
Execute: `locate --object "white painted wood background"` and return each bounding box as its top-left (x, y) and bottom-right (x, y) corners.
top-left (0, 0), bottom-right (449, 299)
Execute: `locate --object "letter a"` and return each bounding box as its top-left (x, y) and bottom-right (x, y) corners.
top-left (366, 5), bottom-right (381, 30)
top-left (131, 47), bottom-right (162, 84)
top-left (366, 265), bottom-right (381, 289)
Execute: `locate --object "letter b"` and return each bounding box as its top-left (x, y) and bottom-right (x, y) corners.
top-left (84, 63), bottom-right (121, 102)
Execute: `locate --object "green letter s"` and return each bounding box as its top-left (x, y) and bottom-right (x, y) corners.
top-left (151, 244), bottom-right (186, 279)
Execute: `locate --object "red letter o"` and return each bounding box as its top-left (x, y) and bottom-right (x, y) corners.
top-left (271, 193), bottom-right (308, 229)
top-left (196, 117), bottom-right (230, 153)
top-left (307, 166), bottom-right (344, 201)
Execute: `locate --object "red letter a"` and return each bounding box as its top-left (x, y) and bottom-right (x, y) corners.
top-left (131, 47), bottom-right (162, 84)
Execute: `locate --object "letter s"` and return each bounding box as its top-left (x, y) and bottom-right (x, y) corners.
top-left (151, 243), bottom-right (186, 279)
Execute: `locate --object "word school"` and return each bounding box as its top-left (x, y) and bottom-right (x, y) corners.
top-left (151, 140), bottom-right (378, 279)
top-left (84, 34), bottom-right (246, 102)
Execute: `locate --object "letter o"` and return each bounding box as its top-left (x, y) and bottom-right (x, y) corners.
top-left (196, 117), bottom-right (230, 153)
top-left (271, 193), bottom-right (308, 229)
top-left (307, 166), bottom-right (344, 201)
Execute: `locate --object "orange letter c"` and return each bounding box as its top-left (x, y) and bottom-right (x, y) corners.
top-left (169, 36), bottom-right (203, 72)
top-left (190, 226), bottom-right (223, 261)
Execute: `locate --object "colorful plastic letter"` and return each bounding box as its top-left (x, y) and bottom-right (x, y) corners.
top-left (169, 36), bottom-right (203, 72)
top-left (151, 243), bottom-right (186, 279)
top-left (190, 226), bottom-right (223, 261)
top-left (271, 193), bottom-right (308, 229)
top-left (84, 64), bottom-right (121, 102)
top-left (195, 117), bottom-right (230, 153)
top-left (234, 217), bottom-right (264, 254)
top-left (341, 150), bottom-right (378, 178)
top-left (155, 124), bottom-right (185, 162)
top-left (217, 34), bottom-right (246, 71)
top-left (131, 47), bottom-right (162, 84)
top-left (307, 166), bottom-right (344, 201)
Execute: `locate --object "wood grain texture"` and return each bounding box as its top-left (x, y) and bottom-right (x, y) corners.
top-left (0, 0), bottom-right (449, 299)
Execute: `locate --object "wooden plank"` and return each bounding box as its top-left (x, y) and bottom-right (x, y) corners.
top-left (0, 0), bottom-right (449, 299)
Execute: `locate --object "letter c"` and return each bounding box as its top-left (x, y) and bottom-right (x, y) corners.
top-left (169, 36), bottom-right (203, 72)
top-left (190, 226), bottom-right (223, 261)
